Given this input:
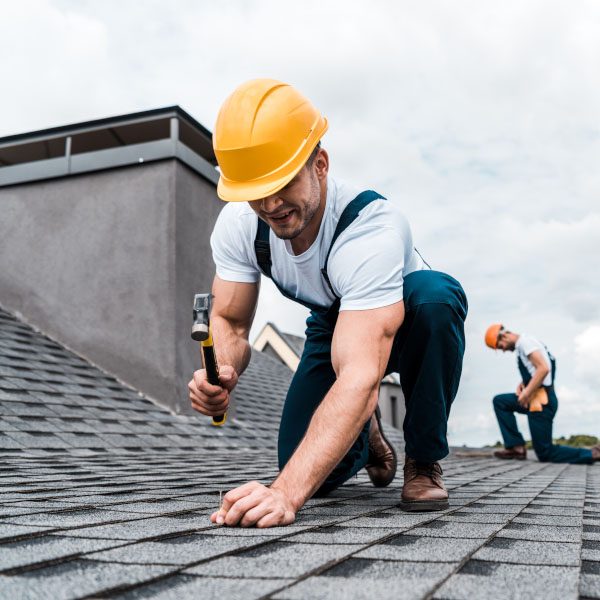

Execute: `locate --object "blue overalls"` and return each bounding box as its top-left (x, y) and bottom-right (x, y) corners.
top-left (493, 350), bottom-right (593, 464)
top-left (255, 191), bottom-right (468, 494)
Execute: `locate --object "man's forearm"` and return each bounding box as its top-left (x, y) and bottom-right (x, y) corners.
top-left (271, 374), bottom-right (379, 511)
top-left (523, 368), bottom-right (549, 398)
top-left (211, 314), bottom-right (252, 376)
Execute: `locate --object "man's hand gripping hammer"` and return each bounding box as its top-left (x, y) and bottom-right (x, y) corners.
top-left (191, 293), bottom-right (226, 426)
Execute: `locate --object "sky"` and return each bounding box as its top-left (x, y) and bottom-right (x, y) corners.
top-left (1, 0), bottom-right (599, 446)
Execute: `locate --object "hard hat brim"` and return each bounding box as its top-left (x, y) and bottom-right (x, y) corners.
top-left (216, 120), bottom-right (328, 202)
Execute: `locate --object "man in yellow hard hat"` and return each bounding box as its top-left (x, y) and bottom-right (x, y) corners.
top-left (188, 79), bottom-right (467, 527)
top-left (485, 324), bottom-right (599, 463)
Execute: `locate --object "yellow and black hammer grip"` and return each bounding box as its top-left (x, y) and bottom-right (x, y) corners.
top-left (200, 331), bottom-right (227, 427)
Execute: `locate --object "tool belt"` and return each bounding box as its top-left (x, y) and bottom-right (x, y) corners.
top-left (528, 387), bottom-right (549, 412)
top-left (518, 351), bottom-right (555, 413)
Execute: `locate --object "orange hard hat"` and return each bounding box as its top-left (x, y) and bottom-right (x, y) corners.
top-left (485, 324), bottom-right (503, 349)
top-left (213, 78), bottom-right (328, 202)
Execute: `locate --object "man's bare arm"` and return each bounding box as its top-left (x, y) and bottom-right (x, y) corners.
top-left (214, 300), bottom-right (405, 527)
top-left (210, 275), bottom-right (259, 374)
top-left (518, 350), bottom-right (550, 407)
top-left (188, 275), bottom-right (258, 417)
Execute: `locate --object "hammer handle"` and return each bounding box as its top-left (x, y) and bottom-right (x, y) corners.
top-left (200, 337), bottom-right (227, 426)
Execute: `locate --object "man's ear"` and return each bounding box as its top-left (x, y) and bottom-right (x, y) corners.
top-left (314, 148), bottom-right (329, 180)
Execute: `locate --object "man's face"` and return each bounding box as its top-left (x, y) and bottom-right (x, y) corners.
top-left (248, 160), bottom-right (322, 240)
top-left (496, 332), bottom-right (515, 352)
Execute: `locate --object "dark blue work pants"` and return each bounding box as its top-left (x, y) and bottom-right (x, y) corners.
top-left (493, 391), bottom-right (593, 464)
top-left (278, 270), bottom-right (468, 495)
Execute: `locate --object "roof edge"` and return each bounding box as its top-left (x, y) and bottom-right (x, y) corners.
top-left (0, 105), bottom-right (213, 145)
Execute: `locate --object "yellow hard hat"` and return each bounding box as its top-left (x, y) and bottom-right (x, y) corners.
top-left (485, 323), bottom-right (503, 349)
top-left (213, 78), bottom-right (328, 202)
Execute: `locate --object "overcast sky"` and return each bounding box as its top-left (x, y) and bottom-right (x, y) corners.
top-left (2, 0), bottom-right (599, 446)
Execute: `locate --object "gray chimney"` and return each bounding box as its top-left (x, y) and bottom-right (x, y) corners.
top-left (0, 107), bottom-right (223, 414)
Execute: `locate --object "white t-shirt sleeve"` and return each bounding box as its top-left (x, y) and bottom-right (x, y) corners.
top-left (519, 335), bottom-right (544, 358)
top-left (210, 204), bottom-right (261, 283)
top-left (327, 203), bottom-right (410, 311)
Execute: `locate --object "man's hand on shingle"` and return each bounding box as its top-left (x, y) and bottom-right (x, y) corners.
top-left (210, 481), bottom-right (296, 528)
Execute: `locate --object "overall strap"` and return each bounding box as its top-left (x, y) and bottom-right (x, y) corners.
top-left (546, 346), bottom-right (556, 386)
top-left (517, 356), bottom-right (531, 386)
top-left (517, 352), bottom-right (556, 388)
top-left (254, 218), bottom-right (273, 279)
top-left (321, 190), bottom-right (386, 297)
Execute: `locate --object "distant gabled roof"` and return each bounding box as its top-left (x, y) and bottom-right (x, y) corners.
top-left (252, 322), bottom-right (304, 371)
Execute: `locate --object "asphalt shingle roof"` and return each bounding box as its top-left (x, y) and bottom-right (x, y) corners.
top-left (1, 306), bottom-right (599, 599)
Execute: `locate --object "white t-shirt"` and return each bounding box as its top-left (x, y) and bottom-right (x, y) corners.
top-left (210, 177), bottom-right (426, 311)
top-left (515, 334), bottom-right (553, 386)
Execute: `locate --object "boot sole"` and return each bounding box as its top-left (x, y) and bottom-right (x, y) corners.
top-left (367, 407), bottom-right (397, 487)
top-left (494, 455), bottom-right (526, 460)
top-left (399, 499), bottom-right (449, 512)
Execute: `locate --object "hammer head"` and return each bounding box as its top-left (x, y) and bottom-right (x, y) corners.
top-left (191, 293), bottom-right (211, 342)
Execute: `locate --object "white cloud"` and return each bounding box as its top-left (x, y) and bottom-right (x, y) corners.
top-left (2, 0), bottom-right (600, 445)
top-left (574, 326), bottom-right (600, 388)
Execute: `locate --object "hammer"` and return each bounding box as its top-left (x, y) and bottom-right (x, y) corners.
top-left (191, 293), bottom-right (227, 426)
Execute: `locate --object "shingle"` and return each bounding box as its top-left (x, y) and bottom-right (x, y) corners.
top-left (356, 534), bottom-right (482, 562)
top-left (0, 506), bottom-right (42, 518)
top-left (201, 525), bottom-right (310, 538)
top-left (512, 513), bottom-right (582, 526)
top-left (408, 520), bottom-right (503, 539)
top-left (495, 522), bottom-right (581, 543)
top-left (437, 512), bottom-right (511, 524)
top-left (434, 562), bottom-right (579, 600)
top-left (87, 533), bottom-right (269, 565)
top-left (579, 573), bottom-right (600, 599)
top-left (105, 500), bottom-right (212, 514)
top-left (341, 512), bottom-right (433, 529)
top-left (0, 433), bottom-right (23, 449)
top-left (522, 504), bottom-right (583, 516)
top-left (286, 525), bottom-right (394, 545)
top-left (0, 559), bottom-right (175, 600)
top-left (186, 541), bottom-right (362, 578)
top-left (118, 574), bottom-right (295, 600)
top-left (300, 503), bottom-right (378, 517)
top-left (1, 430), bottom-right (71, 449)
top-left (48, 513), bottom-right (212, 540)
top-left (4, 508), bottom-right (140, 528)
top-left (0, 524), bottom-right (54, 541)
top-left (272, 559), bottom-right (457, 600)
top-left (0, 535), bottom-right (126, 571)
top-left (473, 537), bottom-right (581, 566)
top-left (532, 498), bottom-right (584, 507)
top-left (582, 538), bottom-right (600, 562)
top-left (457, 503), bottom-right (521, 515)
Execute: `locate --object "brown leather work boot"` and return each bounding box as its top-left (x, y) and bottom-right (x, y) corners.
top-left (365, 408), bottom-right (397, 487)
top-left (493, 446), bottom-right (527, 460)
top-left (400, 458), bottom-right (448, 511)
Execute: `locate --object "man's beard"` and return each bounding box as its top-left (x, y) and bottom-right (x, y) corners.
top-left (274, 207), bottom-right (317, 239)
top-left (274, 176), bottom-right (321, 240)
